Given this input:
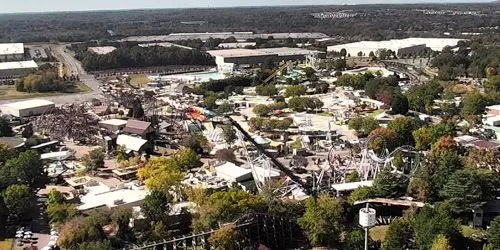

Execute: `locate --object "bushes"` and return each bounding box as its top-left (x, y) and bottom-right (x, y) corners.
top-left (288, 97), bottom-right (323, 112)
top-left (249, 117), bottom-right (293, 131)
top-left (15, 71), bottom-right (74, 93)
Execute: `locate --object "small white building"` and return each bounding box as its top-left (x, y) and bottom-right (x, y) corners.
top-left (78, 181), bottom-right (148, 212)
top-left (215, 162), bottom-right (253, 183)
top-left (116, 134), bottom-right (149, 153)
top-left (99, 118), bottom-right (128, 132)
top-left (0, 99), bottom-right (55, 117)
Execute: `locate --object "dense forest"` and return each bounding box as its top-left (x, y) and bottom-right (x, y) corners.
top-left (0, 4), bottom-right (499, 43)
top-left (76, 46), bottom-right (215, 71)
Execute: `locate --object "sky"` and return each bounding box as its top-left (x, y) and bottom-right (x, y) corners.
top-left (0, 0), bottom-right (494, 14)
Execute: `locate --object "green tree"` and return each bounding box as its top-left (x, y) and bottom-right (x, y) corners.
top-left (111, 206), bottom-right (134, 242)
top-left (255, 84), bottom-right (278, 96)
top-left (413, 206), bottom-right (461, 250)
top-left (2, 184), bottom-right (36, 223)
top-left (78, 240), bottom-right (113, 250)
top-left (81, 147), bottom-right (105, 172)
top-left (46, 189), bottom-right (77, 226)
top-left (405, 80), bottom-right (443, 113)
top-left (253, 104), bottom-right (272, 117)
top-left (369, 127), bottom-right (397, 152)
top-left (345, 229), bottom-right (366, 250)
top-left (487, 216), bottom-right (500, 248)
top-left (303, 67), bottom-right (316, 79)
top-left (192, 188), bottom-right (265, 232)
top-left (141, 190), bottom-right (170, 225)
top-left (348, 116), bottom-right (380, 137)
top-left (391, 93), bottom-right (409, 115)
top-left (284, 85), bottom-right (306, 97)
top-left (413, 123), bottom-right (456, 151)
top-left (181, 133), bottom-right (209, 154)
top-left (382, 218), bottom-right (414, 250)
top-left (0, 150), bottom-right (47, 190)
top-left (430, 234), bottom-right (452, 250)
top-left (461, 91), bottom-right (489, 118)
top-left (0, 117), bottom-right (13, 137)
top-left (204, 93), bottom-right (219, 110)
top-left (208, 224), bottom-right (242, 250)
top-left (440, 169), bottom-right (497, 213)
top-left (347, 186), bottom-right (373, 204)
top-left (371, 168), bottom-right (407, 198)
top-left (221, 125), bottom-right (237, 145)
top-left (21, 124), bottom-right (34, 138)
top-left (387, 117), bottom-right (422, 146)
top-left (217, 102), bottom-right (233, 114)
top-left (298, 195), bottom-right (346, 247)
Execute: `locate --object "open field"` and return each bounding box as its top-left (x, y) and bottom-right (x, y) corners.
top-left (129, 74), bottom-right (150, 88)
top-left (0, 83), bottom-right (93, 101)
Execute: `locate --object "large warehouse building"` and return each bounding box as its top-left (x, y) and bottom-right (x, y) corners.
top-left (0, 43), bottom-right (25, 62)
top-left (327, 38), bottom-right (462, 57)
top-left (120, 32), bottom-right (330, 42)
top-left (0, 60), bottom-right (38, 79)
top-left (207, 47), bottom-right (325, 72)
top-left (1, 99), bottom-right (55, 117)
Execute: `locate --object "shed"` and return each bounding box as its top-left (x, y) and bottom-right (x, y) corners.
top-left (215, 162), bottom-right (253, 183)
top-left (116, 134), bottom-right (149, 152)
top-left (122, 120), bottom-right (154, 136)
top-left (99, 119), bottom-right (128, 132)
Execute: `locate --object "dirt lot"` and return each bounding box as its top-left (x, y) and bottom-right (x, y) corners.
top-left (0, 83), bottom-right (92, 101)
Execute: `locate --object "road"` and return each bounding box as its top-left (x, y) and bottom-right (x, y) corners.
top-left (0, 44), bottom-right (103, 105)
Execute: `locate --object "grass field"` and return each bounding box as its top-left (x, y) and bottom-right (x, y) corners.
top-left (0, 238), bottom-right (14, 250)
top-left (369, 225), bottom-right (389, 242)
top-left (129, 74), bottom-right (150, 88)
top-left (0, 83), bottom-right (92, 100)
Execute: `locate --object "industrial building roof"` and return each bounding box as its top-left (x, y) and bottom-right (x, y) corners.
top-left (257, 47), bottom-right (324, 56)
top-left (0, 60), bottom-right (38, 70)
top-left (138, 42), bottom-right (193, 50)
top-left (218, 42), bottom-right (257, 48)
top-left (78, 182), bottom-right (148, 211)
top-left (120, 32), bottom-right (329, 42)
top-left (207, 48), bottom-right (273, 58)
top-left (88, 46), bottom-right (117, 55)
top-left (328, 38), bottom-right (462, 53)
top-left (1, 99), bottom-right (54, 110)
top-left (0, 43), bottom-right (24, 55)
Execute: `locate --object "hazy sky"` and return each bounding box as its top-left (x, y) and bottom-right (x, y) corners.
top-left (0, 0), bottom-right (493, 13)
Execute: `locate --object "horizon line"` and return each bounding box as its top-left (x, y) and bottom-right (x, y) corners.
top-left (0, 1), bottom-right (496, 15)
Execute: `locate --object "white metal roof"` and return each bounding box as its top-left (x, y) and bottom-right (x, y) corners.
top-left (40, 151), bottom-right (71, 160)
top-left (99, 119), bottom-right (128, 126)
top-left (207, 48), bottom-right (273, 58)
top-left (328, 38), bottom-right (462, 53)
top-left (78, 184), bottom-right (148, 211)
top-left (331, 180), bottom-right (373, 192)
top-left (0, 60), bottom-right (38, 70)
top-left (88, 46), bottom-right (117, 55)
top-left (116, 134), bottom-right (148, 152)
top-left (0, 43), bottom-right (24, 55)
top-left (2, 99), bottom-right (54, 110)
top-left (215, 162), bottom-right (252, 182)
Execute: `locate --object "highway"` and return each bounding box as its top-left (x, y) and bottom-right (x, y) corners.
top-left (0, 44), bottom-right (103, 105)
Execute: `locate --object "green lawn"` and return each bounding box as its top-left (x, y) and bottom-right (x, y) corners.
top-left (0, 238), bottom-right (14, 250)
top-left (369, 225), bottom-right (389, 242)
top-left (129, 74), bottom-right (150, 88)
top-left (0, 82), bottom-right (92, 100)
top-left (368, 109), bottom-right (385, 118)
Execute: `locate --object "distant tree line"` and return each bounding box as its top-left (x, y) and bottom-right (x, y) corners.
top-left (77, 46), bottom-right (215, 71)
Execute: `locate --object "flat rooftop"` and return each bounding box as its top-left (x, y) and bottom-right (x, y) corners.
top-left (207, 48), bottom-right (274, 58)
top-left (257, 47), bottom-right (323, 56)
top-left (78, 182), bottom-right (147, 211)
top-left (120, 32), bottom-right (329, 42)
top-left (328, 37), bottom-right (462, 52)
top-left (1, 99), bottom-right (54, 110)
top-left (0, 43), bottom-right (24, 55)
top-left (0, 60), bottom-right (38, 70)
top-left (138, 42), bottom-right (193, 50)
top-left (88, 46), bottom-right (117, 55)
